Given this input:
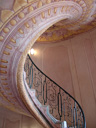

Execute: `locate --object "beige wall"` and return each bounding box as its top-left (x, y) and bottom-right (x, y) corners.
top-left (0, 106), bottom-right (43, 128)
top-left (31, 28), bottom-right (96, 128)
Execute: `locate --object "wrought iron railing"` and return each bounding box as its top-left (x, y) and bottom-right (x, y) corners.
top-left (24, 54), bottom-right (86, 128)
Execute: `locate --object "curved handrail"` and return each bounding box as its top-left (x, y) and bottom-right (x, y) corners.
top-left (24, 54), bottom-right (86, 128)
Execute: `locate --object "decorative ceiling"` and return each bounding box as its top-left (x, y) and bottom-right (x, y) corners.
top-left (0, 0), bottom-right (96, 43)
top-left (37, 0), bottom-right (96, 43)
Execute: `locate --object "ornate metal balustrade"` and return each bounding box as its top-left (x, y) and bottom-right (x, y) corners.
top-left (24, 54), bottom-right (86, 128)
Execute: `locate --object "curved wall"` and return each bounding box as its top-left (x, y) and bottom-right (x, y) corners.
top-left (31, 28), bottom-right (96, 128)
top-left (0, 106), bottom-right (43, 128)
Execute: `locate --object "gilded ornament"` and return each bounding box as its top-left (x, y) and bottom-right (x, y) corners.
top-left (0, 91), bottom-right (4, 93)
top-left (10, 38), bottom-right (16, 43)
top-left (61, 6), bottom-right (64, 12)
top-left (0, 36), bottom-right (4, 41)
top-left (25, 23), bottom-right (30, 28)
top-left (54, 7), bottom-right (57, 13)
top-left (1, 78), bottom-right (7, 80)
top-left (8, 93), bottom-right (12, 95)
top-left (32, 17), bottom-right (36, 24)
top-left (18, 28), bottom-right (24, 34)
top-left (1, 60), bottom-right (8, 63)
top-left (6, 45), bottom-right (12, 50)
top-left (3, 51), bottom-right (10, 55)
top-left (37, 1), bottom-right (42, 8)
top-left (0, 22), bottom-right (3, 27)
top-left (46, 0), bottom-right (51, 4)
top-left (92, 14), bottom-right (96, 18)
top-left (48, 9), bottom-right (51, 15)
top-left (28, 6), bottom-right (34, 12)
top-left (13, 0), bottom-right (27, 12)
top-left (41, 12), bottom-right (45, 18)
top-left (1, 10), bottom-right (14, 22)
top-left (0, 70), bottom-right (7, 74)
top-left (10, 20), bottom-right (17, 26)
top-left (3, 28), bottom-right (9, 33)
top-left (2, 83), bottom-right (8, 85)
top-left (0, 65), bottom-right (7, 68)
top-left (18, 12), bottom-right (25, 19)
top-left (28, 0), bottom-right (34, 2)
top-left (5, 87), bottom-right (10, 90)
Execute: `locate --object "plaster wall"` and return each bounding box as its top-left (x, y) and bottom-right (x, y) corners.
top-left (0, 106), bottom-right (43, 128)
top-left (31, 28), bottom-right (96, 128)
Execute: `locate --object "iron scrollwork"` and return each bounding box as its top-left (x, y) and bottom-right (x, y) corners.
top-left (24, 54), bottom-right (86, 128)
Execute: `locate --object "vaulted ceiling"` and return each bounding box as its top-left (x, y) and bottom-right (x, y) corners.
top-left (0, 0), bottom-right (96, 43)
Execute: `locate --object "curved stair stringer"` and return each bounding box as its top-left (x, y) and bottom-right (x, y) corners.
top-left (23, 71), bottom-right (64, 128)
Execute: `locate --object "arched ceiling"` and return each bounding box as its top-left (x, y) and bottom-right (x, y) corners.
top-left (0, 0), bottom-right (96, 43)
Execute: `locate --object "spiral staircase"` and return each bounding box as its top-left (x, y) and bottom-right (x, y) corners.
top-left (23, 54), bottom-right (86, 128)
top-left (1, 0), bottom-right (96, 127)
